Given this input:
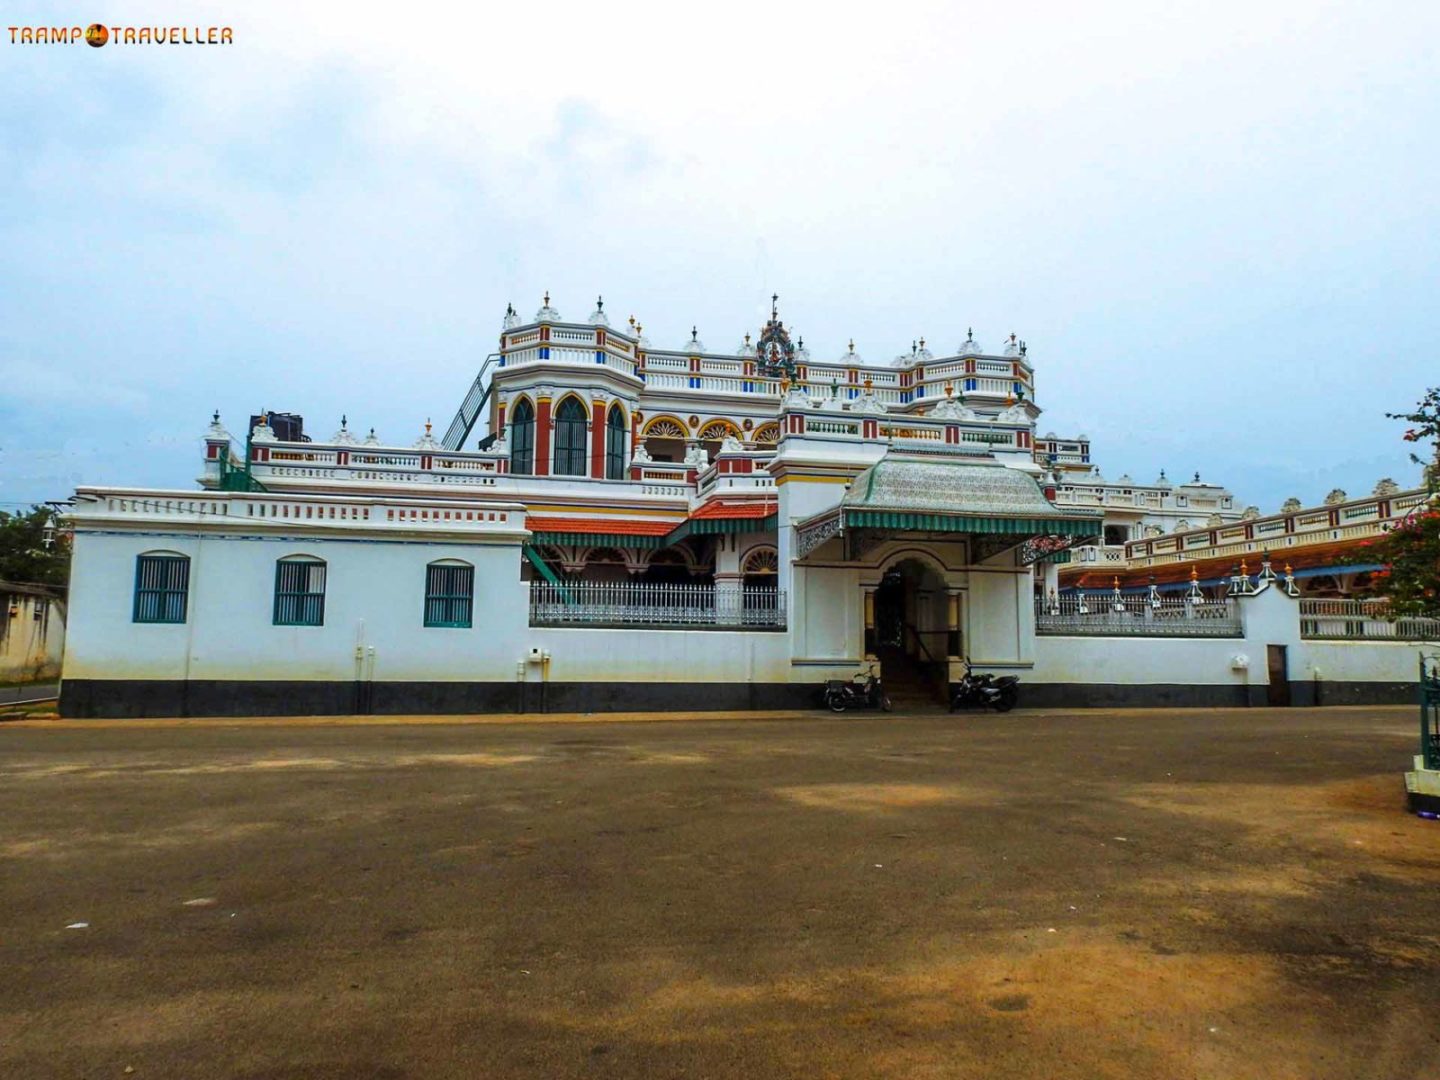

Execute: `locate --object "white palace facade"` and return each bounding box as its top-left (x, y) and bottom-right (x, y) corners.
top-left (58, 296), bottom-right (1433, 716)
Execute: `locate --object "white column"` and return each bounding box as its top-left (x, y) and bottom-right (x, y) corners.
top-left (715, 535), bottom-right (742, 626)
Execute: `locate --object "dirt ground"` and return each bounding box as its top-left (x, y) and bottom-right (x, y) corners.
top-left (3, 706), bottom-right (1438, 1079)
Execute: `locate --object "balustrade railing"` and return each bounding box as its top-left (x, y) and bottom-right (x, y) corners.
top-left (1298, 598), bottom-right (1440, 641)
top-left (529, 580), bottom-right (785, 629)
top-left (1036, 594), bottom-right (1242, 636)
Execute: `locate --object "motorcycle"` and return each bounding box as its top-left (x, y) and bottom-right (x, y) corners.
top-left (823, 670), bottom-right (893, 713)
top-left (950, 658), bottom-right (1020, 713)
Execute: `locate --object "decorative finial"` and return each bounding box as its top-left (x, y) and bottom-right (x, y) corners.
top-left (543, 290), bottom-right (550, 307)
top-left (864, 377), bottom-right (873, 390)
top-left (212, 409), bottom-right (220, 424)
top-left (506, 302), bottom-right (514, 316)
top-left (919, 337), bottom-right (926, 350)
top-left (911, 340), bottom-right (917, 355)
top-left (1193, 471), bottom-right (1201, 483)
top-left (1016, 386), bottom-right (1026, 401)
top-left (798, 335), bottom-right (805, 349)
top-left (628, 314), bottom-right (636, 329)
top-left (1160, 468), bottom-right (1167, 480)
top-left (744, 332), bottom-right (751, 344)
top-left (945, 383), bottom-right (954, 398)
top-left (691, 325), bottom-right (698, 340)
top-left (368, 427), bottom-right (376, 438)
top-left (848, 338), bottom-right (855, 352)
top-left (1010, 332), bottom-right (1017, 343)
top-left (771, 293), bottom-right (779, 318)
top-left (596, 295), bottom-right (604, 310)
top-left (425, 418), bottom-right (432, 435)
top-left (341, 414), bottom-right (348, 429)
top-left (968, 326), bottom-right (974, 338)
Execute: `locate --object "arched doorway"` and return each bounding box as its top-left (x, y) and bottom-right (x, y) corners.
top-left (872, 558), bottom-right (952, 705)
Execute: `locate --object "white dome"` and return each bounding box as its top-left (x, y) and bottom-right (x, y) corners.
top-left (534, 292), bottom-right (561, 322)
top-left (735, 333), bottom-right (755, 358)
top-left (502, 303), bottom-right (520, 330)
top-left (587, 296), bottom-right (610, 327)
top-left (915, 338), bottom-right (934, 363)
top-left (795, 336), bottom-right (812, 363)
top-left (683, 327), bottom-right (705, 353)
top-left (957, 329), bottom-right (982, 356)
top-left (839, 339), bottom-right (862, 365)
top-left (1002, 333), bottom-right (1021, 357)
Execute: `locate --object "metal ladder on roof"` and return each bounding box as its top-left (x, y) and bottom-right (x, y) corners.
top-left (440, 352), bottom-right (501, 452)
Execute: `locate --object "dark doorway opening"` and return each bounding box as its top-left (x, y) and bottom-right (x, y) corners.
top-left (1266, 645), bottom-right (1290, 707)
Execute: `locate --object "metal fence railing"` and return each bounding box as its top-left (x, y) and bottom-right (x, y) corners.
top-left (529, 580), bottom-right (786, 629)
top-left (1299, 599), bottom-right (1440, 641)
top-left (1036, 594), bottom-right (1242, 637)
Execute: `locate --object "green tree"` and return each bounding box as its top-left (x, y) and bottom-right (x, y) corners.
top-left (1356, 390), bottom-right (1440, 618)
top-left (0, 505), bottom-right (70, 587)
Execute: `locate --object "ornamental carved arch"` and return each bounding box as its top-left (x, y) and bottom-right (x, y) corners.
top-left (698, 418), bottom-right (741, 441)
top-left (751, 423), bottom-right (781, 446)
top-left (741, 545), bottom-right (780, 576)
top-left (642, 415), bottom-right (689, 439)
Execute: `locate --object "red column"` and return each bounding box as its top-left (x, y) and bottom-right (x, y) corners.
top-left (590, 399), bottom-right (606, 478)
top-left (535, 395), bottom-right (552, 476)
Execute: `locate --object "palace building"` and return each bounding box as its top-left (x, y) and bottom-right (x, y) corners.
top-left (57, 295), bottom-right (1434, 716)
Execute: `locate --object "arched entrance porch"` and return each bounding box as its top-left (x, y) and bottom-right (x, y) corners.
top-left (869, 556), bottom-right (955, 706)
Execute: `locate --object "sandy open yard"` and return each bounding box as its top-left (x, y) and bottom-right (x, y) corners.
top-left (3, 706), bottom-right (1438, 1079)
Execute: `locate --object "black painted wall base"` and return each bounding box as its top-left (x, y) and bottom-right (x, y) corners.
top-left (58, 679), bottom-right (821, 719)
top-left (58, 678), bottom-right (1418, 719)
top-left (1017, 681), bottom-right (1415, 709)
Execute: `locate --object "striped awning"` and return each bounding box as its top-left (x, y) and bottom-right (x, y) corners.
top-left (843, 509), bottom-right (1096, 536)
top-left (526, 515), bottom-right (677, 550)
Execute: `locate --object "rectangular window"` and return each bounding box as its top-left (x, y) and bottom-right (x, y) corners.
top-left (133, 554), bottom-right (189, 624)
top-left (425, 563), bottom-right (474, 628)
top-left (274, 559), bottom-right (326, 626)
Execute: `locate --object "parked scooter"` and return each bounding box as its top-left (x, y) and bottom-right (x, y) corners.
top-left (823, 670), bottom-right (893, 713)
top-left (949, 658), bottom-right (1020, 713)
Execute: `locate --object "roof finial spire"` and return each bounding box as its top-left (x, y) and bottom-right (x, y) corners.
top-left (341, 414), bottom-right (348, 429)
top-left (771, 293), bottom-right (779, 318)
top-left (691, 325), bottom-right (698, 340)
top-left (848, 337), bottom-right (855, 352)
top-left (596, 294), bottom-right (604, 310)
top-left (543, 290), bottom-right (550, 307)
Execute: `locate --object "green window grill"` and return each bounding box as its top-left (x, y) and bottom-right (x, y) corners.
top-left (510, 399), bottom-right (535, 475)
top-left (133, 553), bottom-right (190, 624)
top-left (425, 562), bottom-right (474, 628)
top-left (605, 405), bottom-right (626, 480)
top-left (554, 397), bottom-right (588, 476)
top-left (273, 557), bottom-right (326, 626)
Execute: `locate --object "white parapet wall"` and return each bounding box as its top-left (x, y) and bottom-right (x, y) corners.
top-left (1028, 584), bottom-right (1430, 707)
top-left (59, 487), bottom-right (811, 716)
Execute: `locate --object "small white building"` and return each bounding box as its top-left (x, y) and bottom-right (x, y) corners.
top-left (1, 581), bottom-right (65, 686)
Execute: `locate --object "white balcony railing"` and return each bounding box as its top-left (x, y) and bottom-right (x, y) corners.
top-left (530, 580), bottom-right (785, 629)
top-left (1298, 598), bottom-right (1440, 641)
top-left (1036, 594), bottom-right (1242, 637)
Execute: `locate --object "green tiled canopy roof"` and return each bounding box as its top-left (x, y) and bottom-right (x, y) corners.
top-left (840, 458), bottom-right (1101, 536)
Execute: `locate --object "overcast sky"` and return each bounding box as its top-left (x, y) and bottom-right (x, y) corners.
top-left (2, 0), bottom-right (1437, 511)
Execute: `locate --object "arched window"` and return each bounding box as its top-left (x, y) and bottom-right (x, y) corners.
top-left (509, 399), bottom-right (535, 475)
top-left (133, 551), bottom-right (190, 624)
top-left (554, 397), bottom-right (587, 476)
top-left (424, 559), bottom-right (474, 628)
top-left (605, 405), bottom-right (626, 480)
top-left (274, 556), bottom-right (326, 626)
